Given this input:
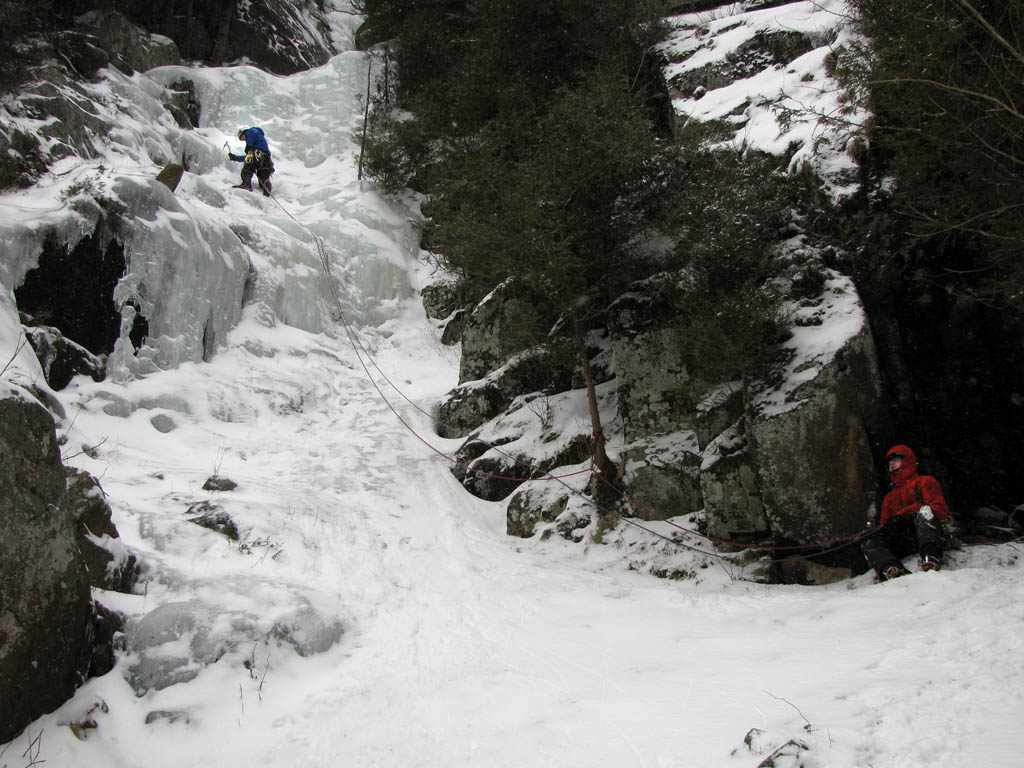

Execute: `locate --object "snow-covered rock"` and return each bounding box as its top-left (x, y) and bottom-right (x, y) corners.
top-left (64, 468), bottom-right (139, 594)
top-left (749, 273), bottom-right (886, 544)
top-left (661, 0), bottom-right (866, 197)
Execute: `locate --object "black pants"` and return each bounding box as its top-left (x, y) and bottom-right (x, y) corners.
top-left (241, 155), bottom-right (274, 192)
top-left (862, 510), bottom-right (944, 575)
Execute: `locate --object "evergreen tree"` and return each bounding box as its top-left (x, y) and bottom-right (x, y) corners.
top-left (849, 0), bottom-right (1024, 304)
top-left (362, 0), bottom-right (673, 495)
top-left (360, 0), bottom-right (806, 497)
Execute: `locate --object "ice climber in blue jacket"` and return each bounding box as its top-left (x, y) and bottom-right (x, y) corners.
top-left (229, 127), bottom-right (275, 196)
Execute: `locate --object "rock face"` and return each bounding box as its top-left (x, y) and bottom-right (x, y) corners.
top-left (751, 325), bottom-right (885, 544)
top-left (700, 424), bottom-right (770, 542)
top-left (438, 281), bottom-right (575, 438)
top-left (0, 3), bottom-right (330, 191)
top-left (65, 468), bottom-right (139, 593)
top-left (620, 432), bottom-right (703, 522)
top-left (606, 280), bottom-right (714, 441)
top-left (22, 324), bottom-right (107, 391)
top-left (616, 273), bottom-right (887, 553)
top-left (438, 264), bottom-right (888, 581)
top-left (458, 279), bottom-right (557, 384)
top-left (0, 10), bottom-right (188, 190)
top-left (665, 29), bottom-right (815, 102)
top-left (64, 0), bottom-right (335, 75)
top-left (0, 390), bottom-right (92, 744)
top-left (15, 228), bottom-right (128, 363)
top-left (74, 10), bottom-right (183, 75)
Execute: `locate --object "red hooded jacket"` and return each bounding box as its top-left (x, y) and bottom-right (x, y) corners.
top-left (880, 445), bottom-right (948, 526)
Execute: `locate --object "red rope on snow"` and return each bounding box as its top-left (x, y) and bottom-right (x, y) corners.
top-left (593, 472), bottom-right (875, 553)
top-left (304, 228), bottom-right (592, 484)
top-left (272, 188), bottom-right (874, 557)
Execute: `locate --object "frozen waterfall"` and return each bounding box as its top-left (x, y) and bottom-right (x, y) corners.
top-left (1, 18), bottom-right (418, 385)
top-left (3, 5), bottom-right (1023, 767)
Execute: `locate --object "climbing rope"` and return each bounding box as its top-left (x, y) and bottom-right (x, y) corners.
top-left (594, 472), bottom-right (877, 556)
top-left (258, 187), bottom-right (591, 483)
top-left (257, 184), bottom-right (876, 566)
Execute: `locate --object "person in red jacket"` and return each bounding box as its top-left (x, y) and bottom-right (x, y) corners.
top-left (862, 444), bottom-right (948, 580)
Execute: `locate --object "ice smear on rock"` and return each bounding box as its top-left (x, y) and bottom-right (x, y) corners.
top-left (126, 599), bottom-right (344, 695)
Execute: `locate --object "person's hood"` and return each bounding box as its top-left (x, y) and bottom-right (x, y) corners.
top-left (887, 444), bottom-right (919, 486)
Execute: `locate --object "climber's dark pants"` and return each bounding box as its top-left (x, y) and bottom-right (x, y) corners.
top-left (241, 155), bottom-right (274, 192)
top-left (862, 510), bottom-right (944, 574)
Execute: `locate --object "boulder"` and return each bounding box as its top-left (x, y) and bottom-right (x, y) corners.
top-left (607, 269), bottom-right (887, 551)
top-left (620, 432), bottom-right (703, 521)
top-left (451, 437), bottom-right (530, 502)
top-left (125, 599), bottom-right (344, 695)
top-left (186, 500), bottom-right (240, 541)
top-left (202, 474), bottom-right (238, 492)
top-left (64, 468), bottom-right (138, 593)
top-left (507, 485), bottom-right (570, 538)
top-left (421, 281), bottom-right (466, 321)
top-left (452, 432), bottom-right (592, 502)
top-left (437, 348), bottom-right (571, 438)
top-left (22, 324), bottom-right (107, 390)
top-left (751, 322), bottom-right (885, 544)
top-left (0, 390), bottom-right (92, 744)
top-left (458, 279), bottom-right (557, 384)
top-left (156, 162), bottom-right (185, 193)
top-left (700, 423), bottom-right (771, 542)
top-left (422, 282), bottom-right (469, 346)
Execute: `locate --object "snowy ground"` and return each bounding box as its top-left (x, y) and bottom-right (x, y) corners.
top-left (2, 3), bottom-right (1023, 767)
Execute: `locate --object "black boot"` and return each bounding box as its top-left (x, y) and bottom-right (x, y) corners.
top-left (914, 508), bottom-right (944, 568)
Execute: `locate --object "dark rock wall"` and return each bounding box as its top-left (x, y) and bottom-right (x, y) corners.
top-left (62, 0), bottom-right (334, 74)
top-left (751, 326), bottom-right (886, 545)
top-left (860, 282), bottom-right (1024, 522)
top-left (15, 225), bottom-right (128, 358)
top-left (0, 393), bottom-right (92, 744)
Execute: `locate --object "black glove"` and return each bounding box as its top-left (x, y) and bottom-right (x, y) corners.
top-left (228, 152), bottom-right (241, 161)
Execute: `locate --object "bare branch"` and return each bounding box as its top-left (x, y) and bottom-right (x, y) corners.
top-left (763, 690), bottom-right (812, 728)
top-left (0, 337), bottom-right (28, 379)
top-left (869, 77), bottom-right (1024, 123)
top-left (955, 0), bottom-right (1024, 68)
top-left (62, 437), bottom-right (109, 463)
top-left (21, 728), bottom-right (45, 766)
top-left (903, 200), bottom-right (1024, 241)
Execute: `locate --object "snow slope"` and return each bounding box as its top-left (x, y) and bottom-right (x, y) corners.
top-left (1, 3), bottom-right (1023, 767)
